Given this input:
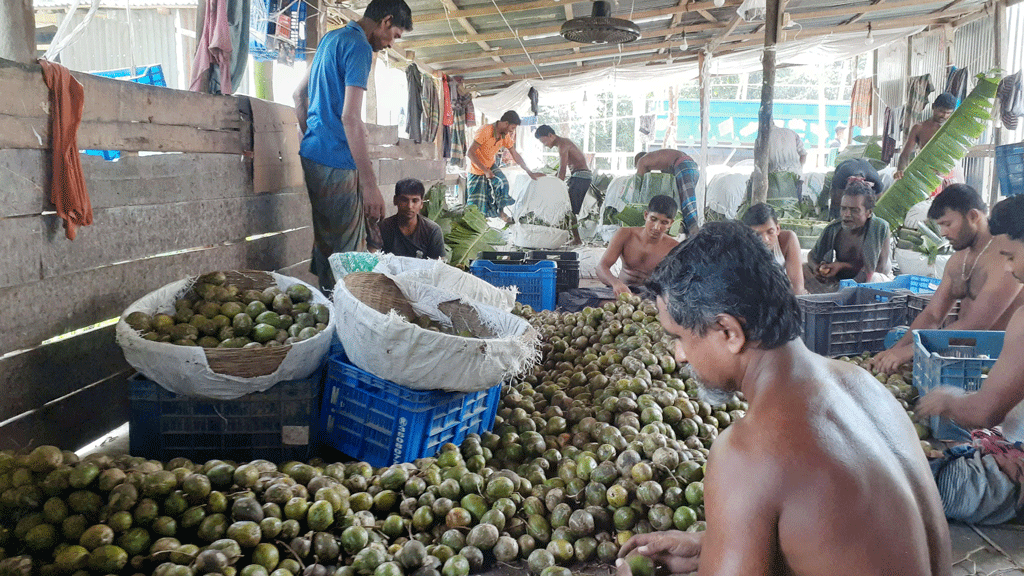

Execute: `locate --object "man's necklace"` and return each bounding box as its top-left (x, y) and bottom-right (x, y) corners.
top-left (962, 238), bottom-right (993, 282)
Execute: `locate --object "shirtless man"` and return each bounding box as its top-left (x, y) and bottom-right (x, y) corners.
top-left (871, 184), bottom-right (1024, 373)
top-left (536, 125), bottom-right (591, 245)
top-left (617, 221), bottom-right (951, 576)
top-left (895, 92), bottom-right (956, 181)
top-left (597, 195), bottom-right (679, 297)
top-left (635, 150), bottom-right (700, 237)
top-left (805, 179), bottom-right (891, 293)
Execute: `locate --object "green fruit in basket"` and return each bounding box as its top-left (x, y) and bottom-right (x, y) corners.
top-left (256, 311), bottom-right (281, 329)
top-left (125, 312), bottom-right (153, 332)
top-left (196, 283), bottom-right (219, 301)
top-left (169, 324), bottom-right (198, 341)
top-left (298, 327), bottom-right (319, 341)
top-left (233, 313), bottom-right (253, 336)
top-left (286, 284), bottom-right (313, 303)
top-left (199, 271), bottom-right (227, 286)
top-left (197, 301), bottom-right (221, 319)
top-left (211, 314), bottom-right (231, 330)
top-left (173, 339), bottom-right (199, 347)
top-left (218, 326), bottom-right (236, 341)
top-left (293, 302), bottom-right (311, 314)
top-left (240, 289), bottom-right (264, 304)
top-left (174, 307), bottom-right (194, 324)
top-left (243, 342), bottom-right (262, 349)
top-left (261, 287), bottom-right (282, 306)
top-left (252, 324), bottom-right (278, 344)
top-left (246, 301), bottom-right (267, 319)
top-left (175, 298), bottom-right (194, 311)
top-left (272, 294), bottom-right (293, 315)
top-left (219, 301), bottom-right (243, 317)
top-left (217, 338), bottom-right (246, 349)
top-left (275, 329), bottom-right (289, 343)
top-left (266, 340), bottom-right (283, 348)
top-left (143, 332), bottom-right (161, 342)
top-left (278, 315), bottom-right (294, 329)
top-left (288, 324), bottom-right (302, 338)
top-left (153, 314), bottom-right (175, 333)
top-left (309, 304), bottom-right (330, 324)
top-left (295, 313), bottom-right (315, 329)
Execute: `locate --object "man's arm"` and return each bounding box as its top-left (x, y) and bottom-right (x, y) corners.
top-left (467, 140), bottom-right (493, 177)
top-left (597, 229), bottom-right (632, 295)
top-left (293, 67), bottom-right (312, 134)
top-left (918, 308), bottom-right (1024, 429)
top-left (341, 86), bottom-right (385, 221)
top-left (869, 231), bottom-right (892, 281)
top-left (509, 147), bottom-right (541, 180)
top-left (895, 125), bottom-right (921, 177)
top-left (426, 224), bottom-right (446, 260)
top-left (780, 231), bottom-right (806, 295)
top-left (697, 430), bottom-right (781, 576)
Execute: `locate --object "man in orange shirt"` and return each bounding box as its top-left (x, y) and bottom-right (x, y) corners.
top-left (466, 110), bottom-right (542, 223)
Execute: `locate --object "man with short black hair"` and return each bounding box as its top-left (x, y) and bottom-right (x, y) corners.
top-left (535, 124), bottom-right (591, 245)
top-left (805, 179), bottom-right (891, 293)
top-left (378, 178), bottom-right (445, 260)
top-left (557, 195), bottom-right (679, 311)
top-left (467, 110), bottom-right (542, 223)
top-left (896, 92), bottom-right (957, 182)
top-left (871, 184), bottom-right (1024, 373)
top-left (615, 221), bottom-right (951, 576)
top-left (293, 0), bottom-right (413, 292)
top-left (917, 195), bottom-right (1024, 525)
top-left (635, 150), bottom-right (700, 237)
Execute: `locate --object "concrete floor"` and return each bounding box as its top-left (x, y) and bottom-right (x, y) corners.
top-left (78, 426), bottom-right (1024, 575)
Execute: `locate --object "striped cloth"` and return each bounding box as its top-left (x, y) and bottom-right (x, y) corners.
top-left (849, 78), bottom-right (874, 128)
top-left (466, 165), bottom-right (512, 218)
top-left (931, 429), bottom-right (1024, 525)
top-left (420, 73), bottom-right (440, 143)
top-left (673, 158), bottom-right (701, 232)
top-left (903, 74), bottom-right (935, 134)
top-left (997, 71), bottom-right (1023, 130)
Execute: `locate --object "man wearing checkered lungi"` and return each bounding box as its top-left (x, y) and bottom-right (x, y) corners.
top-left (466, 110), bottom-right (542, 222)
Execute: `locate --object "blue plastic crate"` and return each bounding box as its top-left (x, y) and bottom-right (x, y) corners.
top-left (797, 287), bottom-right (907, 357)
top-left (320, 353), bottom-right (501, 467)
top-left (839, 274), bottom-right (940, 294)
top-left (996, 142), bottom-right (1024, 197)
top-left (913, 330), bottom-right (1003, 441)
top-left (129, 363), bottom-right (325, 463)
top-left (469, 259), bottom-right (556, 311)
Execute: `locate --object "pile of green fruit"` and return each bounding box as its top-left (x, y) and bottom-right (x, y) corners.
top-left (124, 272), bottom-right (331, 349)
top-left (408, 316), bottom-right (474, 339)
top-left (2, 294), bottom-right (744, 576)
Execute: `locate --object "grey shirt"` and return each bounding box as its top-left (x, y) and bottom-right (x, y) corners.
top-left (379, 215), bottom-right (445, 259)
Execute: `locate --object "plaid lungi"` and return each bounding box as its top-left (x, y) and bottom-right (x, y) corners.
top-left (301, 157), bottom-right (365, 294)
top-left (673, 159), bottom-right (700, 232)
top-left (466, 165), bottom-right (513, 218)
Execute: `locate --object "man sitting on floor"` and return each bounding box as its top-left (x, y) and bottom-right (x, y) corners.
top-left (917, 194), bottom-right (1024, 525)
top-left (378, 178), bottom-right (445, 260)
top-left (558, 195), bottom-right (678, 311)
top-left (805, 178), bottom-right (891, 293)
top-left (871, 184), bottom-right (1024, 374)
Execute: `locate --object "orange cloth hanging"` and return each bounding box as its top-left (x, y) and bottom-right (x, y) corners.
top-left (39, 60), bottom-right (92, 240)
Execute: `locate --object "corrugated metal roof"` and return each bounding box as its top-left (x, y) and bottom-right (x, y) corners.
top-left (324, 0), bottom-right (992, 94)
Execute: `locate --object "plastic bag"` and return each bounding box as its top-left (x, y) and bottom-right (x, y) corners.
top-left (116, 272), bottom-right (335, 400)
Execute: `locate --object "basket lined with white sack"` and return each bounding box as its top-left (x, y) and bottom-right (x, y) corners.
top-left (333, 271), bottom-right (539, 392)
top-left (116, 270), bottom-right (336, 400)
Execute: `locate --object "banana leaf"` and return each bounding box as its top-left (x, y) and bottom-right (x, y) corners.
top-left (446, 204), bottom-right (503, 268)
top-left (874, 71), bottom-right (1001, 230)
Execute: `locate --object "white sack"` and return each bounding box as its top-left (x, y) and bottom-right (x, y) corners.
top-left (116, 273), bottom-right (335, 400)
top-left (333, 274), bottom-right (539, 392)
top-left (370, 254), bottom-right (517, 311)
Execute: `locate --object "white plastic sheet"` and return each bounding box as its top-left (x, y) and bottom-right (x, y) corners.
top-left (116, 273), bottom-right (335, 400)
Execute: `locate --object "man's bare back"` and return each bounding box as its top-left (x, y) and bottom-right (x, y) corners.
top-left (698, 344), bottom-right (951, 576)
top-left (636, 149), bottom-right (685, 174)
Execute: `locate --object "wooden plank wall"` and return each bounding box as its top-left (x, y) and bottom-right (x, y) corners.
top-left (0, 57), bottom-right (446, 451)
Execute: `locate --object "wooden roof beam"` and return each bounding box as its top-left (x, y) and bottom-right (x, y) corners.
top-left (438, 0), bottom-right (513, 76)
top-left (424, 21), bottom-right (729, 64)
top-left (413, 0), bottom-right (569, 24)
top-left (404, 0), bottom-right (743, 49)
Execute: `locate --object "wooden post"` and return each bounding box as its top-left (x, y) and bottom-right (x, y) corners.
top-left (989, 0), bottom-right (1007, 207)
top-left (698, 49), bottom-right (710, 221)
top-left (751, 0), bottom-right (784, 203)
top-left (0, 0), bottom-right (35, 64)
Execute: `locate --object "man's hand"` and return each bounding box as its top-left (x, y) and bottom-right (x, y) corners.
top-left (528, 171), bottom-right (543, 180)
top-left (612, 282), bottom-right (632, 297)
top-left (363, 185), bottom-right (386, 222)
top-left (870, 346), bottom-right (913, 375)
top-left (916, 387), bottom-right (961, 418)
top-left (484, 169), bottom-right (495, 179)
top-left (616, 531), bottom-right (702, 576)
top-left (816, 261), bottom-right (850, 280)
top-left (893, 170), bottom-right (904, 180)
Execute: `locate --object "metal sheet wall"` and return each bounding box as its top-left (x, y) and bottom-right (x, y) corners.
top-left (876, 39), bottom-right (907, 124)
top-left (908, 29), bottom-right (948, 127)
top-left (54, 7), bottom-right (196, 90)
top-left (1005, 3), bottom-right (1024, 144)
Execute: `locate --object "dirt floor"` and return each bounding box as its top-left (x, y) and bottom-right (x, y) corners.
top-left (79, 426), bottom-right (1024, 575)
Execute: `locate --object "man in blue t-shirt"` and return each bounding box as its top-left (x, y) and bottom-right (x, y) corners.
top-left (293, 0), bottom-right (413, 293)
